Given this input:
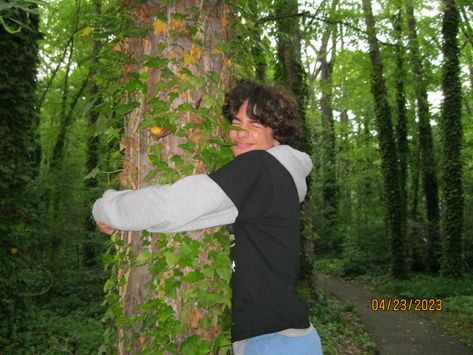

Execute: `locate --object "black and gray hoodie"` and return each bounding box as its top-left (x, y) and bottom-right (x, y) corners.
top-left (92, 144), bottom-right (313, 343)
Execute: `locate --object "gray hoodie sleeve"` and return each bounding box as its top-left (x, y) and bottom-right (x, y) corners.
top-left (92, 174), bottom-right (237, 233)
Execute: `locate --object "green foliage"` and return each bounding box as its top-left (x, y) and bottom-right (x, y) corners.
top-left (4, 0), bottom-right (471, 351)
top-left (4, 306), bottom-right (104, 354)
top-left (307, 288), bottom-right (376, 355)
top-left (0, 0), bottom-right (44, 33)
top-left (374, 273), bottom-right (473, 300)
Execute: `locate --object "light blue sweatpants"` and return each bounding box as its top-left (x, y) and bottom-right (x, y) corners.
top-left (233, 327), bottom-right (323, 355)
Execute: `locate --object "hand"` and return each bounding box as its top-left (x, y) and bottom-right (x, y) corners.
top-left (96, 221), bottom-right (115, 235)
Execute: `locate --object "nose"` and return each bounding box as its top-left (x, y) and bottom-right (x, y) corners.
top-left (236, 126), bottom-right (249, 138)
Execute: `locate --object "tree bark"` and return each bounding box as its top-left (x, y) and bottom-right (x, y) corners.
top-left (274, 0), bottom-right (315, 293)
top-left (440, 0), bottom-right (464, 277)
top-left (362, 0), bottom-right (406, 278)
top-left (115, 1), bottom-right (231, 353)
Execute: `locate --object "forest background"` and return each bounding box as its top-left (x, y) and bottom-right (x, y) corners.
top-left (1, 0), bottom-right (472, 353)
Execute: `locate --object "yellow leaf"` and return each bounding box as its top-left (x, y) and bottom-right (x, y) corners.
top-left (11, 248), bottom-right (17, 255)
top-left (191, 46), bottom-right (202, 60)
top-left (154, 20), bottom-right (168, 35)
top-left (149, 126), bottom-right (171, 138)
top-left (176, 72), bottom-right (187, 81)
top-left (211, 48), bottom-right (225, 56)
top-left (171, 18), bottom-right (182, 29)
top-left (82, 26), bottom-right (93, 37)
top-left (183, 53), bottom-right (196, 65)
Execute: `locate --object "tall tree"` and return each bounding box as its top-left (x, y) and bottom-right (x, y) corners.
top-left (405, 1), bottom-right (441, 272)
top-left (108, 1), bottom-right (232, 353)
top-left (274, 0), bottom-right (314, 288)
top-left (83, 0), bottom-right (103, 266)
top-left (440, 0), bottom-right (464, 277)
top-left (249, 1), bottom-right (267, 81)
top-left (362, 0), bottom-right (406, 277)
top-left (0, 1), bottom-right (41, 346)
top-left (393, 9), bottom-right (408, 259)
top-left (318, 0), bottom-right (339, 253)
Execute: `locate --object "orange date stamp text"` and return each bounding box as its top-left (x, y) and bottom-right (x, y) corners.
top-left (370, 298), bottom-right (443, 311)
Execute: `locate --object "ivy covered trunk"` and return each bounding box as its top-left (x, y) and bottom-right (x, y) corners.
top-left (440, 0), bottom-right (464, 277)
top-left (274, 0), bottom-right (315, 285)
top-left (109, 1), bottom-right (232, 353)
top-left (0, 5), bottom-right (41, 346)
top-left (318, 0), bottom-right (339, 254)
top-left (405, 2), bottom-right (441, 273)
top-left (362, 0), bottom-right (406, 278)
top-left (393, 9), bottom-right (408, 263)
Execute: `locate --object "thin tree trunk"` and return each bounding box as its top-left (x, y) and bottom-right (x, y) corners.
top-left (405, 1), bottom-right (441, 273)
top-left (338, 21), bottom-right (352, 228)
top-left (319, 21), bottom-right (339, 253)
top-left (393, 10), bottom-right (408, 226)
top-left (249, 2), bottom-right (266, 81)
top-left (83, 0), bottom-right (103, 267)
top-left (362, 0), bottom-right (406, 278)
top-left (274, 0), bottom-right (315, 292)
top-left (440, 0), bottom-right (464, 277)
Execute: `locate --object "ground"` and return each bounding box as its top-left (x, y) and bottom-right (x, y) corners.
top-left (317, 273), bottom-right (473, 355)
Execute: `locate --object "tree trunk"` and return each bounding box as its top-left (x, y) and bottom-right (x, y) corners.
top-left (0, 4), bottom-right (41, 344)
top-left (440, 0), bottom-right (464, 277)
top-left (274, 0), bottom-right (315, 292)
top-left (83, 0), bottom-right (103, 267)
top-left (405, 2), bottom-right (441, 273)
top-left (319, 0), bottom-right (339, 254)
top-left (249, 1), bottom-right (266, 81)
top-left (362, 0), bottom-right (406, 278)
top-left (393, 10), bottom-right (408, 228)
top-left (114, 1), bottom-right (231, 353)
top-left (459, 7), bottom-right (473, 115)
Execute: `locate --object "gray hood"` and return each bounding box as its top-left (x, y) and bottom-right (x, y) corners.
top-left (268, 145), bottom-right (313, 202)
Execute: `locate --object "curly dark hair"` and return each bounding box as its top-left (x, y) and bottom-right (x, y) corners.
top-left (222, 80), bottom-right (304, 148)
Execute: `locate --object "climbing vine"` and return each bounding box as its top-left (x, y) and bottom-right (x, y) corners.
top-left (95, 1), bottom-right (235, 353)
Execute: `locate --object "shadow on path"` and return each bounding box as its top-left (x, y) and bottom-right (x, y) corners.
top-left (317, 273), bottom-right (473, 355)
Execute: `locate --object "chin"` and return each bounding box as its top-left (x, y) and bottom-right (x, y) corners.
top-left (233, 146), bottom-right (252, 156)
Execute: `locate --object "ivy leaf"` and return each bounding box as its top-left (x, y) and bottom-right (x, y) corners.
top-left (181, 335), bottom-right (201, 355)
top-left (164, 250), bottom-right (178, 268)
top-left (116, 102), bottom-right (139, 115)
top-left (135, 250), bottom-right (153, 266)
top-left (84, 167), bottom-right (100, 181)
top-left (179, 140), bottom-right (195, 153)
top-left (145, 57), bottom-right (169, 69)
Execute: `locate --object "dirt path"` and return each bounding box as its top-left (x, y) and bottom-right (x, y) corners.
top-left (317, 273), bottom-right (473, 355)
